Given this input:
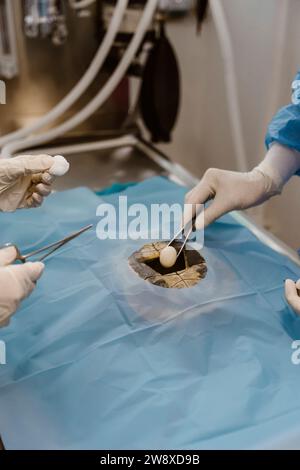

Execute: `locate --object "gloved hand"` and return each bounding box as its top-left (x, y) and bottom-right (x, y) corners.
top-left (0, 154), bottom-right (69, 212)
top-left (285, 279), bottom-right (300, 315)
top-left (185, 143), bottom-right (300, 229)
top-left (0, 246), bottom-right (44, 327)
top-left (185, 168), bottom-right (279, 229)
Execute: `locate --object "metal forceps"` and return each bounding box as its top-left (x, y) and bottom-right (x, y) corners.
top-left (166, 203), bottom-right (205, 260)
top-left (166, 223), bottom-right (194, 260)
top-left (1, 224), bottom-right (93, 264)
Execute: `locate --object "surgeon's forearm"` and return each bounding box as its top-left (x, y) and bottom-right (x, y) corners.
top-left (255, 143), bottom-right (300, 192)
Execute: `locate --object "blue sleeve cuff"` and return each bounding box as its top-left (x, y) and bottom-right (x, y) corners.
top-left (265, 70), bottom-right (300, 177)
top-left (265, 103), bottom-right (300, 153)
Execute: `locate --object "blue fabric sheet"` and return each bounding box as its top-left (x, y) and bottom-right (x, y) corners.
top-left (0, 176), bottom-right (300, 450)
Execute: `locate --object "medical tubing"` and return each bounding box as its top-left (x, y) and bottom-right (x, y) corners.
top-left (2, 0), bottom-right (158, 158)
top-left (69, 0), bottom-right (96, 9)
top-left (210, 0), bottom-right (248, 172)
top-left (0, 0), bottom-right (128, 147)
top-left (27, 136), bottom-right (137, 156)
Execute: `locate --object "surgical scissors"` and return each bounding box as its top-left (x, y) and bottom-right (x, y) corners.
top-left (0, 224), bottom-right (93, 263)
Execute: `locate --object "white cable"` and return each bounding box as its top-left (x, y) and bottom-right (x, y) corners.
top-left (69, 0), bottom-right (96, 9)
top-left (0, 0), bottom-right (128, 147)
top-left (210, 0), bottom-right (248, 172)
top-left (1, 0), bottom-right (158, 158)
top-left (26, 135), bottom-right (137, 156)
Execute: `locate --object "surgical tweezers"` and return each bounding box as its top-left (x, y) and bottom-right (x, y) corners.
top-left (166, 201), bottom-right (206, 260)
top-left (0, 224), bottom-right (93, 263)
top-left (166, 220), bottom-right (195, 260)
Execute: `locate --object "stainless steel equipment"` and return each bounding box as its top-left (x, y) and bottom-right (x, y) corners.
top-left (24, 0), bottom-right (68, 45)
top-left (0, 0), bottom-right (129, 137)
top-left (0, 0), bottom-right (19, 78)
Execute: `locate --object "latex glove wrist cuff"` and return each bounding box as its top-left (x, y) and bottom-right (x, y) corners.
top-left (255, 143), bottom-right (300, 194)
top-left (251, 168), bottom-right (282, 199)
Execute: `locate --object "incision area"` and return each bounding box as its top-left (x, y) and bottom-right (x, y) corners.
top-left (128, 241), bottom-right (207, 289)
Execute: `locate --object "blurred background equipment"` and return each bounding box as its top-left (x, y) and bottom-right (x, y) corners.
top-left (139, 20), bottom-right (180, 142)
top-left (24, 0), bottom-right (68, 45)
top-left (0, 0), bottom-right (19, 78)
top-left (0, 0), bottom-right (194, 148)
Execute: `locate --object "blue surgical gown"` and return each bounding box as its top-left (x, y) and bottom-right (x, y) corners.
top-left (266, 70), bottom-right (300, 156)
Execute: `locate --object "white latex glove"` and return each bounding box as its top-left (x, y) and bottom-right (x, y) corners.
top-left (0, 154), bottom-right (69, 212)
top-left (285, 279), bottom-right (300, 316)
top-left (185, 168), bottom-right (279, 230)
top-left (0, 246), bottom-right (44, 327)
top-left (185, 144), bottom-right (300, 229)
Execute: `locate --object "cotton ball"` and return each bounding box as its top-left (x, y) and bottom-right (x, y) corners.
top-left (49, 155), bottom-right (70, 176)
top-left (159, 246), bottom-right (177, 268)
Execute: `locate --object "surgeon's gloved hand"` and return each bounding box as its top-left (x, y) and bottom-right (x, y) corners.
top-left (185, 168), bottom-right (279, 229)
top-left (0, 246), bottom-right (44, 327)
top-left (185, 143), bottom-right (300, 229)
top-left (0, 154), bottom-right (69, 212)
top-left (285, 279), bottom-right (300, 316)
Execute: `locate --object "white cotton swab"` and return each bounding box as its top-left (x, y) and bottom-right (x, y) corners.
top-left (159, 246), bottom-right (178, 268)
top-left (49, 155), bottom-right (70, 177)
